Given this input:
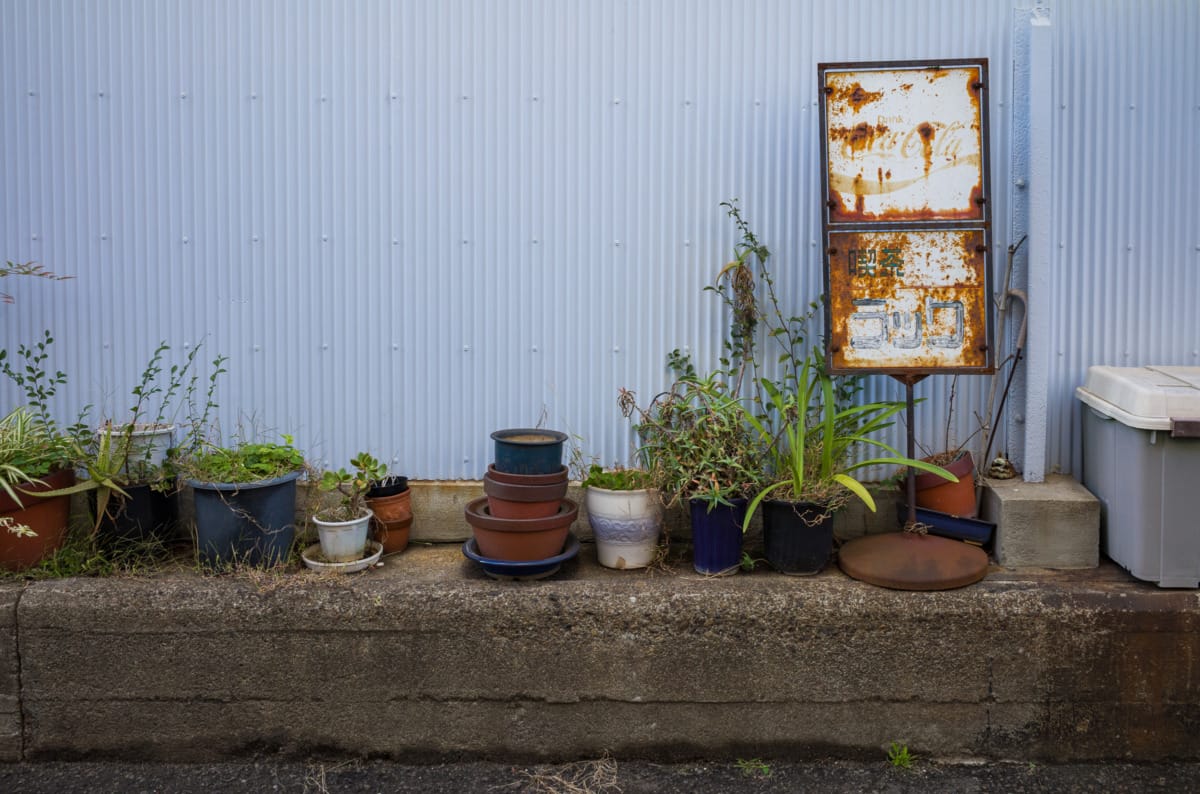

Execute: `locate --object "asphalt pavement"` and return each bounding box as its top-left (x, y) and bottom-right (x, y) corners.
top-left (2, 758), bottom-right (1199, 793)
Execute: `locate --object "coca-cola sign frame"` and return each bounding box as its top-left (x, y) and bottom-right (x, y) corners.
top-left (819, 59), bottom-right (994, 375)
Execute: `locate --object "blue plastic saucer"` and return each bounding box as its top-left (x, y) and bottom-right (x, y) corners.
top-left (462, 532), bottom-right (580, 580)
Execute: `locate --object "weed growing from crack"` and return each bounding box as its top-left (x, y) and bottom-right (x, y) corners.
top-left (887, 741), bottom-right (915, 770)
top-left (735, 757), bottom-right (772, 778)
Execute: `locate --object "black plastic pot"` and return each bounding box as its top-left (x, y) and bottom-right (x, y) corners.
top-left (187, 471), bottom-right (301, 567)
top-left (761, 499), bottom-right (835, 575)
top-left (367, 475), bottom-right (409, 499)
top-left (93, 484), bottom-right (179, 548)
top-left (689, 498), bottom-right (746, 575)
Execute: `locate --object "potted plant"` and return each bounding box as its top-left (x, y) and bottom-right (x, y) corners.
top-left (742, 352), bottom-right (957, 574)
top-left (909, 377), bottom-right (981, 517)
top-left (313, 452), bottom-right (387, 563)
top-left (164, 352), bottom-right (307, 567)
top-left (0, 407), bottom-right (79, 569)
top-left (72, 341), bottom-right (203, 544)
top-left (581, 464), bottom-right (662, 570)
top-left (622, 366), bottom-right (762, 576)
top-left (0, 331), bottom-right (86, 569)
top-left (178, 435), bottom-right (307, 568)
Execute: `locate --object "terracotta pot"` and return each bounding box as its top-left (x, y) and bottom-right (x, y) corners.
top-left (464, 496), bottom-right (578, 562)
top-left (367, 488), bottom-right (413, 554)
top-left (375, 516), bottom-right (412, 554)
top-left (485, 463), bottom-right (568, 486)
top-left (366, 488), bottom-right (412, 525)
top-left (482, 472), bottom-right (568, 519)
top-left (0, 468), bottom-right (76, 571)
top-left (913, 451), bottom-right (978, 518)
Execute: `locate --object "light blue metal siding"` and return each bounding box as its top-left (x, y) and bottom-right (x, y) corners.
top-left (1048, 0), bottom-right (1200, 474)
top-left (4, 1), bottom-right (1188, 480)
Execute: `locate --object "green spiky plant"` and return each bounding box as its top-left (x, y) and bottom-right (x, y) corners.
top-left (742, 349), bottom-right (957, 530)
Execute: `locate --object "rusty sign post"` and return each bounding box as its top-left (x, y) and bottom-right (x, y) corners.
top-left (820, 59), bottom-right (992, 590)
top-left (819, 59), bottom-right (994, 376)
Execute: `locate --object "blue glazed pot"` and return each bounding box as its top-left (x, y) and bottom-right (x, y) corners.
top-left (187, 471), bottom-right (301, 567)
top-left (491, 429), bottom-right (568, 475)
top-left (689, 497), bottom-right (747, 575)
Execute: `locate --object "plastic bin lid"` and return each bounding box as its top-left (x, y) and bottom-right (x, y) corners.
top-left (1075, 366), bottom-right (1200, 430)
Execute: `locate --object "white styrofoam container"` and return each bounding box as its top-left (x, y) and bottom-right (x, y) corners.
top-left (1076, 366), bottom-right (1200, 588)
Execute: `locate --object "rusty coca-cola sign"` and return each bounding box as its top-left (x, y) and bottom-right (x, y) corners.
top-left (819, 59), bottom-right (994, 374)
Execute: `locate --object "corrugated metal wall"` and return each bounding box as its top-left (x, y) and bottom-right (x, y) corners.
top-left (1, 0), bottom-right (1192, 480)
top-left (1047, 0), bottom-right (1200, 475)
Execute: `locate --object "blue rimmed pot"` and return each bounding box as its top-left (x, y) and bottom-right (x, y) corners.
top-left (490, 429), bottom-right (568, 475)
top-left (187, 470), bottom-right (301, 567)
top-left (689, 497), bottom-right (747, 576)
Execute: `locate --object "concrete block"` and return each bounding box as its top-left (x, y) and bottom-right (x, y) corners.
top-left (13, 548), bottom-right (1200, 763)
top-left (982, 474), bottom-right (1100, 568)
top-left (0, 585), bottom-right (21, 762)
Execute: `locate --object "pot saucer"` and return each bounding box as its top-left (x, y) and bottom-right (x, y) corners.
top-left (301, 541), bottom-right (383, 573)
top-left (462, 532), bottom-right (580, 581)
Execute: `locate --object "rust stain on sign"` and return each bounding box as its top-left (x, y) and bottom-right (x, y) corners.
top-left (827, 229), bottom-right (990, 372)
top-left (823, 64), bottom-right (985, 224)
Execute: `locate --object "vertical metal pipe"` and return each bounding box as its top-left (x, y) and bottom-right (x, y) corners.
top-left (906, 379), bottom-right (917, 529)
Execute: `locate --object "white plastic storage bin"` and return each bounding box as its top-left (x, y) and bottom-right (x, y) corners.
top-left (1076, 366), bottom-right (1200, 588)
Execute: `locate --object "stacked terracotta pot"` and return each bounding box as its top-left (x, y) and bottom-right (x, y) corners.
top-left (464, 429), bottom-right (578, 561)
top-left (365, 476), bottom-right (413, 554)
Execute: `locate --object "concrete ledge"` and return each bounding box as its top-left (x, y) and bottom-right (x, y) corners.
top-left (9, 547), bottom-right (1199, 763)
top-left (982, 475), bottom-right (1100, 568)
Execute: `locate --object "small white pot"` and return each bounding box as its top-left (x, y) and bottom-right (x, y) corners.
top-left (584, 487), bottom-right (663, 569)
top-left (313, 510), bottom-right (373, 562)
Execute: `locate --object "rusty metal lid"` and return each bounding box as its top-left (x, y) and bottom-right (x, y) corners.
top-left (838, 531), bottom-right (988, 591)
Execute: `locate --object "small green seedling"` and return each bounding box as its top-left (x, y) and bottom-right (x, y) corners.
top-left (887, 741), bottom-right (914, 770)
top-left (735, 758), bottom-right (772, 779)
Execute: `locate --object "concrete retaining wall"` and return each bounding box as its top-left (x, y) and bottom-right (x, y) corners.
top-left (3, 547), bottom-right (1197, 763)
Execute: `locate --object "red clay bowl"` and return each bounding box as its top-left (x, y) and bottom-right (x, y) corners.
top-left (464, 496), bottom-right (578, 562)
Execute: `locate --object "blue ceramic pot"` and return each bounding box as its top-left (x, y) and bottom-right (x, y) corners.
top-left (491, 428), bottom-right (568, 475)
top-left (689, 497), bottom-right (747, 575)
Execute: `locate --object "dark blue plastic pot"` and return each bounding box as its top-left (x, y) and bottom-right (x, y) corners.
top-left (187, 471), bottom-right (301, 567)
top-left (689, 497), bottom-right (747, 575)
top-left (491, 429), bottom-right (568, 475)
top-left (762, 499), bottom-right (834, 575)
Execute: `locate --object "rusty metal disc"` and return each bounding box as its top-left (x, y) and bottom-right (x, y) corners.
top-left (838, 531), bottom-right (988, 591)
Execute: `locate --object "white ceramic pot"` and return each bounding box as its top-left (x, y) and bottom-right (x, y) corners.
top-left (313, 509), bottom-right (373, 562)
top-left (584, 487), bottom-right (663, 569)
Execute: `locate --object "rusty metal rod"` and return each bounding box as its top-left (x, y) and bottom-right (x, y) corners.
top-left (906, 378), bottom-right (917, 529)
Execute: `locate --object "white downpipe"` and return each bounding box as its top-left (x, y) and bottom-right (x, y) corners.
top-left (1021, 2), bottom-right (1054, 482)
